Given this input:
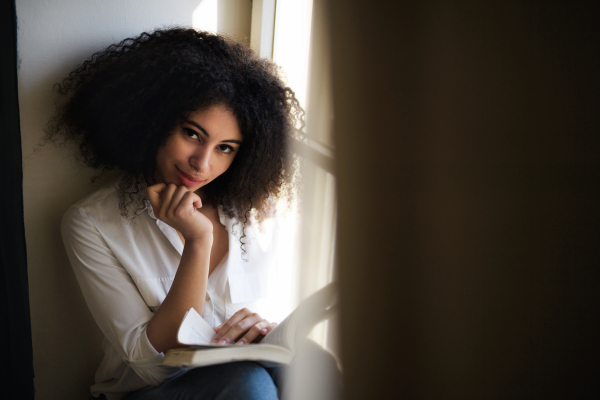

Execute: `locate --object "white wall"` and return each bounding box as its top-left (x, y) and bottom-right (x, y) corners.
top-left (16, 1), bottom-right (251, 398)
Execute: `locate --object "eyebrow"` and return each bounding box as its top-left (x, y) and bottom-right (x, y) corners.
top-left (185, 120), bottom-right (209, 137)
top-left (185, 119), bottom-right (242, 145)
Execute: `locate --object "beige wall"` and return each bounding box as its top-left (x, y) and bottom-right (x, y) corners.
top-left (16, 1), bottom-right (251, 398)
top-left (329, 0), bottom-right (600, 398)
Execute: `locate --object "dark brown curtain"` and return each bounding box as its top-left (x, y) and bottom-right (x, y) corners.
top-left (330, 0), bottom-right (600, 398)
top-left (0, 0), bottom-right (35, 398)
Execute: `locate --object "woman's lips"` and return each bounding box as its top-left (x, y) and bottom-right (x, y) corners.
top-left (176, 167), bottom-right (204, 187)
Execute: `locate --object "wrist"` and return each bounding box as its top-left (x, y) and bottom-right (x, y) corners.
top-left (184, 234), bottom-right (213, 248)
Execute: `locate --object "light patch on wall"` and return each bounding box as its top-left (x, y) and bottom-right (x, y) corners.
top-left (192, 0), bottom-right (218, 33)
top-left (273, 0), bottom-right (314, 114)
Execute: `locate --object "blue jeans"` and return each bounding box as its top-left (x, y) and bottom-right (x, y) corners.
top-left (122, 362), bottom-right (283, 400)
top-left (107, 340), bottom-right (341, 400)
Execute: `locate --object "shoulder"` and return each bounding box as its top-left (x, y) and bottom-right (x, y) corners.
top-left (61, 179), bottom-right (124, 234)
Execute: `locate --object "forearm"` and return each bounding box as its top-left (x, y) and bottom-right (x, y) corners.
top-left (146, 236), bottom-right (212, 353)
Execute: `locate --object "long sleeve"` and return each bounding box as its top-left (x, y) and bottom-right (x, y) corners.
top-left (61, 205), bottom-right (181, 387)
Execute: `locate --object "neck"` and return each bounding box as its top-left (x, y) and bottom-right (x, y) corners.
top-left (196, 188), bottom-right (207, 202)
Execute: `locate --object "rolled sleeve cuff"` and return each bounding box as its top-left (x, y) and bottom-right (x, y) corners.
top-left (124, 328), bottom-right (184, 387)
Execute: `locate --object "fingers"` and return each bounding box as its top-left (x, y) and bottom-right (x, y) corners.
top-left (147, 183), bottom-right (201, 214)
top-left (163, 186), bottom-right (189, 219)
top-left (236, 321), bottom-right (278, 346)
top-left (211, 308), bottom-right (266, 345)
top-left (150, 184), bottom-right (200, 222)
top-left (191, 192), bottom-right (202, 209)
top-left (157, 184), bottom-right (178, 217)
top-left (146, 183), bottom-right (167, 212)
top-left (148, 183), bottom-right (213, 241)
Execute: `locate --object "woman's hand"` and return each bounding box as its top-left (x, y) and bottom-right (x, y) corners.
top-left (145, 183), bottom-right (213, 353)
top-left (147, 183), bottom-right (213, 241)
top-left (211, 308), bottom-right (278, 345)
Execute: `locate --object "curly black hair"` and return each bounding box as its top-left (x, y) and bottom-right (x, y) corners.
top-left (46, 28), bottom-right (303, 245)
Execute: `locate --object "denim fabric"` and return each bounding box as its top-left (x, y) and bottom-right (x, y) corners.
top-left (91, 340), bottom-right (341, 400)
top-left (122, 362), bottom-right (281, 400)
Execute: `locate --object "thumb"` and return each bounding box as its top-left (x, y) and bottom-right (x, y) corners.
top-left (191, 192), bottom-right (203, 209)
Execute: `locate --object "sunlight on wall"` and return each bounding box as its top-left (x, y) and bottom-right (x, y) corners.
top-left (192, 0), bottom-right (217, 32)
top-left (251, 0), bottom-right (317, 328)
top-left (272, 0), bottom-right (338, 351)
top-left (273, 0), bottom-right (314, 113)
top-left (255, 201), bottom-right (300, 323)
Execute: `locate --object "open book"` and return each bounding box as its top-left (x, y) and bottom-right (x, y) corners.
top-left (160, 281), bottom-right (339, 368)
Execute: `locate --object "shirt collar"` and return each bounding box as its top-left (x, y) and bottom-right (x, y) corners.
top-left (143, 199), bottom-right (156, 219)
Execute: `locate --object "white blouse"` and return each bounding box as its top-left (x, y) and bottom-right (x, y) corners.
top-left (61, 180), bottom-right (276, 400)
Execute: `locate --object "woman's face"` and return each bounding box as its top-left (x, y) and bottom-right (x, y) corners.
top-left (155, 105), bottom-right (243, 192)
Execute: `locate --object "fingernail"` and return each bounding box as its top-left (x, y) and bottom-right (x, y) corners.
top-left (262, 328), bottom-right (268, 334)
top-left (219, 339), bottom-right (227, 345)
top-left (211, 339), bottom-right (218, 344)
top-left (236, 340), bottom-right (244, 346)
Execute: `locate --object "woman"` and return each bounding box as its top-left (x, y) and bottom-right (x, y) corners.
top-left (47, 28), bottom-right (303, 400)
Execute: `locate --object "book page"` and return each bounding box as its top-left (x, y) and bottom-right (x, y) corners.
top-left (260, 312), bottom-right (295, 349)
top-left (177, 308), bottom-right (217, 345)
top-left (261, 282), bottom-right (339, 351)
top-left (175, 282), bottom-right (339, 350)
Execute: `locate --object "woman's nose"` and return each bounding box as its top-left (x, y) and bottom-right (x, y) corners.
top-left (191, 149), bottom-right (211, 174)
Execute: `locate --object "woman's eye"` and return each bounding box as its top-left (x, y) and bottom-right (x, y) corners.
top-left (184, 128), bottom-right (199, 140)
top-left (218, 144), bottom-right (235, 154)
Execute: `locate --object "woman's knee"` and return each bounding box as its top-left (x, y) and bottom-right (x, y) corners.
top-left (130, 362), bottom-right (279, 400)
top-left (215, 362), bottom-right (279, 400)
